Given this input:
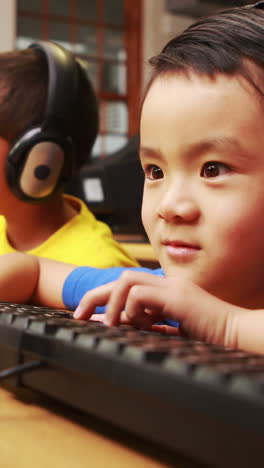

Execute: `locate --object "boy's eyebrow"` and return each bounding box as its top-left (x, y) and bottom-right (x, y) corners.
top-left (140, 137), bottom-right (252, 162)
top-left (184, 137), bottom-right (251, 160)
top-left (139, 146), bottom-right (162, 159)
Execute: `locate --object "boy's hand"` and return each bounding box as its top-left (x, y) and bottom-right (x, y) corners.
top-left (73, 270), bottom-right (264, 354)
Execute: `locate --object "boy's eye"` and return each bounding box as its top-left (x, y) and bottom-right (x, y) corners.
top-left (145, 164), bottom-right (164, 180)
top-left (200, 161), bottom-right (230, 178)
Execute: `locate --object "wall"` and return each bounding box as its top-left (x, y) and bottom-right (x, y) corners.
top-left (142, 0), bottom-right (194, 88)
top-left (0, 0), bottom-right (194, 105)
top-left (0, 0), bottom-right (16, 51)
top-left (0, 0), bottom-right (193, 85)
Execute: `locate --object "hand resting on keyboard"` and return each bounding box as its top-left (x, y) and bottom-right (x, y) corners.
top-left (0, 252), bottom-right (263, 355)
top-left (73, 269), bottom-right (264, 355)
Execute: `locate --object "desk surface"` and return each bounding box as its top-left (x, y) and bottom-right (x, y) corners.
top-left (121, 242), bottom-right (158, 262)
top-left (114, 235), bottom-right (157, 262)
top-left (118, 239), bottom-right (160, 269)
top-left (0, 386), bottom-right (198, 468)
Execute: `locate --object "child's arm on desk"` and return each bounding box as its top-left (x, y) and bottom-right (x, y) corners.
top-left (74, 270), bottom-right (264, 355)
top-left (0, 253), bottom-right (76, 307)
top-left (0, 253), bottom-right (39, 303)
top-left (1, 254), bottom-right (263, 355)
top-left (0, 254), bottom-right (152, 309)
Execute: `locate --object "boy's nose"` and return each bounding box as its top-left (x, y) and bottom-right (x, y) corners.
top-left (157, 184), bottom-right (200, 223)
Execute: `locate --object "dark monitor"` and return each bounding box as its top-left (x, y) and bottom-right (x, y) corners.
top-left (66, 135), bottom-right (147, 237)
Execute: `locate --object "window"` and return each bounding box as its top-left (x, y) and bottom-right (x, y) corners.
top-left (16, 0), bottom-right (142, 157)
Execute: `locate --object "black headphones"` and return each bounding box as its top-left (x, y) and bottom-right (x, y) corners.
top-left (253, 1), bottom-right (264, 9)
top-left (5, 41), bottom-right (80, 202)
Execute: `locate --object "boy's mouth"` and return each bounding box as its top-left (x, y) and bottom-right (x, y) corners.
top-left (162, 239), bottom-right (200, 248)
top-left (161, 240), bottom-right (201, 260)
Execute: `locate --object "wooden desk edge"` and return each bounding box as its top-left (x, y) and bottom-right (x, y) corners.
top-left (120, 242), bottom-right (157, 262)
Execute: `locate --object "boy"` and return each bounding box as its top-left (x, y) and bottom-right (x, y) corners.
top-left (0, 42), bottom-right (138, 268)
top-left (0, 2), bottom-right (264, 354)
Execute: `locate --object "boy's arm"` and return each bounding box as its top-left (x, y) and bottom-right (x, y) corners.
top-left (31, 256), bottom-right (77, 308)
top-left (0, 253), bottom-right (76, 308)
top-left (0, 253), bottom-right (39, 303)
top-left (0, 254), bottom-right (137, 310)
top-left (74, 270), bottom-right (264, 355)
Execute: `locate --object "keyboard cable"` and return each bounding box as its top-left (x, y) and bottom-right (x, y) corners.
top-left (0, 360), bottom-right (46, 380)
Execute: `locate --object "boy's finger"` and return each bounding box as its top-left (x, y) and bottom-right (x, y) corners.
top-left (90, 314), bottom-right (106, 323)
top-left (119, 284), bottom-right (168, 328)
top-left (105, 271), bottom-right (166, 325)
top-left (73, 281), bottom-right (116, 320)
top-left (151, 324), bottom-right (181, 335)
top-left (103, 284), bottom-right (166, 328)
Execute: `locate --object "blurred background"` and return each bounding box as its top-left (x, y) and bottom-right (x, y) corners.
top-left (0, 0), bottom-right (256, 158)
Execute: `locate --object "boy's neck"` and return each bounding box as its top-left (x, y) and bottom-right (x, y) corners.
top-left (3, 194), bottom-right (78, 251)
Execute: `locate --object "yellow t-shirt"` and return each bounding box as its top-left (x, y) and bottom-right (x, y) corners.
top-left (0, 194), bottom-right (139, 268)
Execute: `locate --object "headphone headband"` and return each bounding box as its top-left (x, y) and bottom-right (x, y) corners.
top-left (253, 1), bottom-right (264, 9)
top-left (29, 41), bottom-right (78, 135)
top-left (6, 41), bottom-right (80, 202)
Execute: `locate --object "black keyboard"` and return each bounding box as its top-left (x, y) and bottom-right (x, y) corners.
top-left (0, 301), bottom-right (263, 468)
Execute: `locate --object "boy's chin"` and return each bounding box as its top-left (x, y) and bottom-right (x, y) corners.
top-left (162, 266), bottom-right (229, 297)
top-left (162, 264), bottom-right (198, 282)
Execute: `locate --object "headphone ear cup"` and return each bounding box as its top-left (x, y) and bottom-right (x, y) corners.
top-left (19, 141), bottom-right (64, 199)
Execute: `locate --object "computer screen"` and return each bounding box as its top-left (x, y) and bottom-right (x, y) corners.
top-left (65, 135), bottom-right (147, 237)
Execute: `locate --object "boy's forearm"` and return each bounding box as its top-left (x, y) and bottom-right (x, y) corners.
top-left (0, 253), bottom-right (40, 304)
top-left (0, 253), bottom-right (77, 309)
top-left (31, 257), bottom-right (77, 308)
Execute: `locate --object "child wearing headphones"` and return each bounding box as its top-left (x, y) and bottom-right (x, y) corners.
top-left (1, 2), bottom-right (264, 355)
top-left (0, 42), bottom-right (138, 268)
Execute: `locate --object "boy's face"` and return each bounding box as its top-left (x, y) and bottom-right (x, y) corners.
top-left (140, 72), bottom-right (264, 308)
